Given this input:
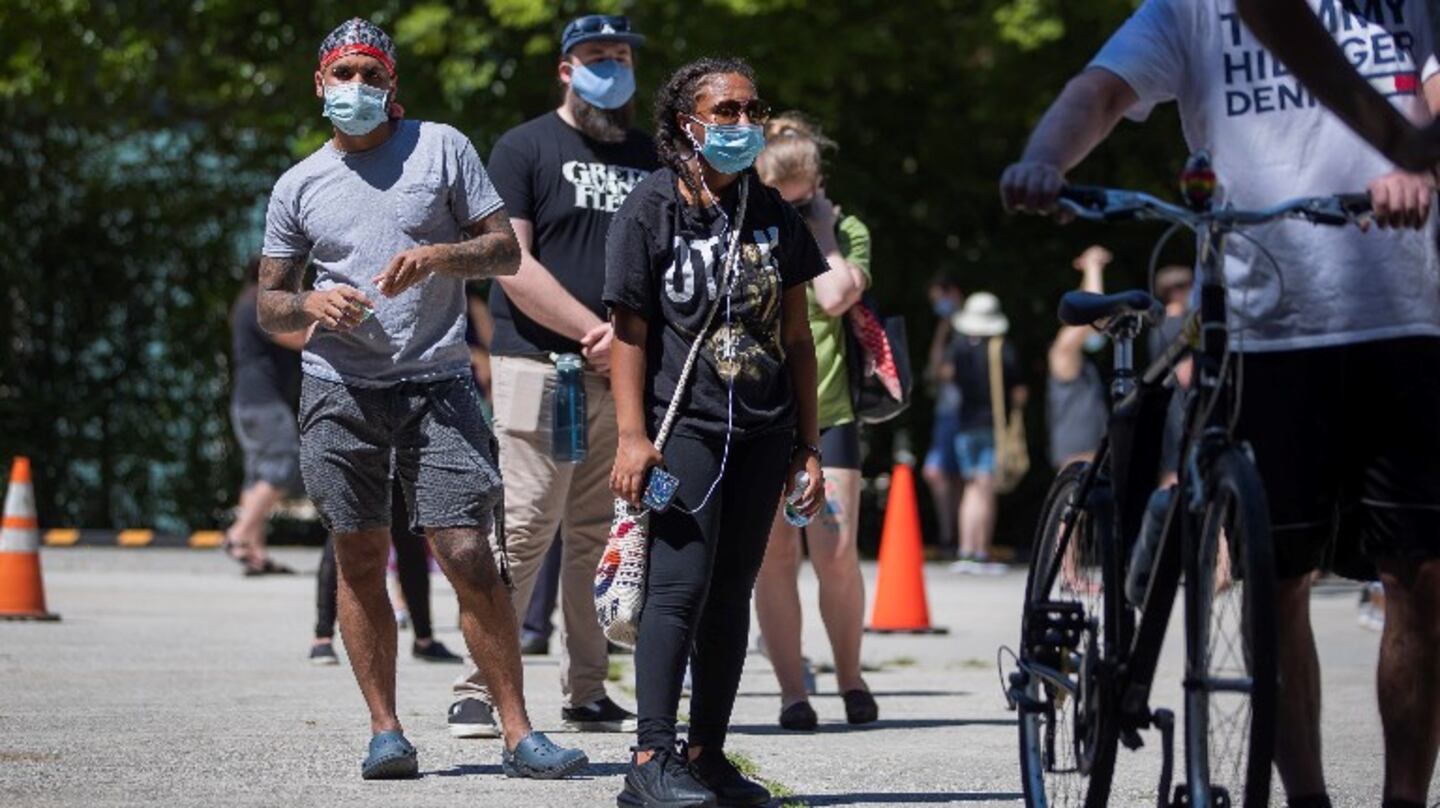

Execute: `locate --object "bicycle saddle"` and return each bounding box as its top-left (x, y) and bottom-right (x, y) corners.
top-left (1057, 290), bottom-right (1163, 328)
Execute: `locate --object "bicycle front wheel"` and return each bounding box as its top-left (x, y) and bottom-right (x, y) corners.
top-left (1184, 447), bottom-right (1277, 807)
top-left (1018, 462), bottom-right (1119, 808)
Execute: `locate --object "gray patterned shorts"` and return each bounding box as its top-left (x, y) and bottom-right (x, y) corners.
top-left (298, 374), bottom-right (503, 535)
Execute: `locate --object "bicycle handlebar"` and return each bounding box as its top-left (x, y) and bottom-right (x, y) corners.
top-left (1057, 186), bottom-right (1372, 229)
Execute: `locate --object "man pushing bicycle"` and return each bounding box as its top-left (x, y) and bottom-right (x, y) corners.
top-left (1001, 2), bottom-right (1440, 806)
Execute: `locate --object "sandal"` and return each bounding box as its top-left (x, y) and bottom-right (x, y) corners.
top-left (243, 558), bottom-right (296, 577)
top-left (361, 730), bottom-right (418, 780)
top-left (501, 731), bottom-right (589, 779)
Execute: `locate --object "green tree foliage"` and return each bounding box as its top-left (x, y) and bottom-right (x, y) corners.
top-left (2, 0), bottom-right (1185, 543)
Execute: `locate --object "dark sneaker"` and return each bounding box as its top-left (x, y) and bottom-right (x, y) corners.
top-left (618, 747), bottom-right (716, 808)
top-left (448, 698), bottom-right (500, 739)
top-left (843, 689), bottom-right (879, 725)
top-left (412, 639), bottom-right (464, 663)
top-left (563, 696), bottom-right (638, 732)
top-left (778, 700), bottom-right (818, 731)
top-left (361, 730), bottom-right (419, 780)
top-left (520, 632), bottom-right (549, 655)
top-left (309, 642), bottom-right (340, 666)
top-left (501, 731), bottom-right (589, 779)
top-left (689, 748), bottom-right (771, 807)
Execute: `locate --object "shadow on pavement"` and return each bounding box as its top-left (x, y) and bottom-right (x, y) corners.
top-left (734, 690), bottom-right (972, 698)
top-left (727, 717), bottom-right (1015, 735)
top-left (424, 762), bottom-right (629, 778)
top-left (795, 791), bottom-right (1025, 804)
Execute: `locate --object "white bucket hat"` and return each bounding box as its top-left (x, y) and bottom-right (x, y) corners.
top-left (952, 291), bottom-right (1009, 337)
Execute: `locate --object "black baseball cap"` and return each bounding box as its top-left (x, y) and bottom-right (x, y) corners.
top-left (560, 14), bottom-right (645, 55)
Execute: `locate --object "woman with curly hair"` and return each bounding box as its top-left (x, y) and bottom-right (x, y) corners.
top-left (752, 113), bottom-right (879, 731)
top-left (603, 57), bottom-right (827, 807)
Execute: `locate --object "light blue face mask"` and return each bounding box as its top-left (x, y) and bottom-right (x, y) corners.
top-left (686, 116), bottom-right (765, 175)
top-left (570, 59), bottom-right (636, 110)
top-left (323, 83), bottom-right (389, 136)
top-left (1083, 332), bottom-right (1107, 354)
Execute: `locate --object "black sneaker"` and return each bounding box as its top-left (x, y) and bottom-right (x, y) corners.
top-left (778, 700), bottom-right (818, 731)
top-left (563, 696), bottom-right (638, 732)
top-left (689, 747), bottom-right (771, 807)
top-left (520, 633), bottom-right (550, 656)
top-left (309, 642), bottom-right (340, 666)
top-left (618, 746), bottom-right (716, 808)
top-left (448, 697), bottom-right (500, 739)
top-left (412, 639), bottom-right (464, 663)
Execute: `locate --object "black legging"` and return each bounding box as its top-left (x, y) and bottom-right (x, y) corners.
top-left (315, 479), bottom-right (433, 640)
top-left (635, 430), bottom-right (792, 751)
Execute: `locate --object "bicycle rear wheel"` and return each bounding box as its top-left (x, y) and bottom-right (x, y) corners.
top-left (1018, 462), bottom-right (1119, 808)
top-left (1184, 447), bottom-right (1277, 807)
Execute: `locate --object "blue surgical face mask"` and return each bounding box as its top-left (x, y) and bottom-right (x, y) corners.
top-left (933, 297), bottom-right (958, 319)
top-left (1083, 332), bottom-right (1107, 354)
top-left (570, 59), bottom-right (636, 110)
top-left (686, 116), bottom-right (765, 175)
top-left (323, 82), bottom-right (389, 136)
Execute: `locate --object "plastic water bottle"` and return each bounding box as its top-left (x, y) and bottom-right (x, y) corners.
top-left (1125, 487), bottom-right (1173, 607)
top-left (551, 353), bottom-right (587, 462)
top-left (783, 471), bottom-right (812, 527)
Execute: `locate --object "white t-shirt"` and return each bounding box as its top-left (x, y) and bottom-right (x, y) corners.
top-left (1091, 0), bottom-right (1440, 351)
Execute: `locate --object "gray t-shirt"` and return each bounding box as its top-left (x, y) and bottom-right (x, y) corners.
top-left (1047, 360), bottom-right (1107, 469)
top-left (262, 120), bottom-right (504, 386)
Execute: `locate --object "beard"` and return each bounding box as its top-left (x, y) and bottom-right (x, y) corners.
top-left (567, 93), bottom-right (633, 144)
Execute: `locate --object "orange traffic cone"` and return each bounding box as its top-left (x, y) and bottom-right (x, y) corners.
top-left (0, 457), bottom-right (59, 621)
top-left (866, 463), bottom-right (947, 634)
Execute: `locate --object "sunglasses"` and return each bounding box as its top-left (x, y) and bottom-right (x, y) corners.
top-left (569, 14), bottom-right (634, 34)
top-left (695, 98), bottom-right (772, 126)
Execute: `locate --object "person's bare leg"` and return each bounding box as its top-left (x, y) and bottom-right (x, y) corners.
top-left (921, 464), bottom-right (957, 554)
top-left (754, 509), bottom-right (808, 706)
top-left (429, 526), bottom-right (533, 748)
top-left (228, 481), bottom-right (285, 564)
top-left (959, 473), bottom-right (997, 559)
top-left (1274, 574), bottom-right (1326, 799)
top-left (807, 468), bottom-right (867, 692)
top-left (333, 528), bottom-right (402, 734)
top-left (1377, 558), bottom-right (1440, 803)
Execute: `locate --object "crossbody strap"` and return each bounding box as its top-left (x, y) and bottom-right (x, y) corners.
top-left (653, 174), bottom-right (750, 453)
top-left (988, 336), bottom-right (1006, 440)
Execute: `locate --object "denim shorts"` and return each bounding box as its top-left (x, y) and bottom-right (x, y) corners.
top-left (954, 428), bottom-right (996, 479)
top-left (924, 412), bottom-right (962, 476)
top-left (298, 374), bottom-right (502, 535)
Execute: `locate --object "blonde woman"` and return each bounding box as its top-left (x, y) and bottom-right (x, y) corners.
top-left (752, 113), bottom-right (878, 730)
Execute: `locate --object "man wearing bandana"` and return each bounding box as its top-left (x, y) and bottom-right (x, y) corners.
top-left (258, 18), bottom-right (588, 781)
top-left (448, 15), bottom-right (657, 740)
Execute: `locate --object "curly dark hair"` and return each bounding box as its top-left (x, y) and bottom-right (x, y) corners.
top-left (653, 56), bottom-right (756, 206)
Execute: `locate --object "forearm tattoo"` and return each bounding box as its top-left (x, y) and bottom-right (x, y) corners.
top-left (430, 212), bottom-right (521, 280)
top-left (256, 256), bottom-right (313, 334)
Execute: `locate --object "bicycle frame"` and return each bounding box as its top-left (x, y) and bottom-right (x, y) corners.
top-left (1031, 219), bottom-right (1236, 739)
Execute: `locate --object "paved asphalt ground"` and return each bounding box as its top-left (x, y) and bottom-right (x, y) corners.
top-left (0, 548), bottom-right (1423, 807)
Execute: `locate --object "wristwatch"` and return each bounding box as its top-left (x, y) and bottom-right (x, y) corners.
top-left (793, 442), bottom-right (822, 464)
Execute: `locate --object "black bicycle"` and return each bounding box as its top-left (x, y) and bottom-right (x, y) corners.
top-left (1004, 156), bottom-right (1371, 808)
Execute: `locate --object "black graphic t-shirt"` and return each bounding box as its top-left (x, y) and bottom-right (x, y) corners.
top-left (603, 168), bottom-right (826, 440)
top-left (948, 335), bottom-right (1022, 432)
top-left (486, 111), bottom-right (657, 355)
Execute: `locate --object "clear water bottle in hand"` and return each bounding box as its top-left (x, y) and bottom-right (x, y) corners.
top-left (783, 470), bottom-right (812, 527)
top-left (551, 353), bottom-right (587, 462)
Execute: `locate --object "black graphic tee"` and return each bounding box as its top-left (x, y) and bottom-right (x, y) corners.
top-left (948, 335), bottom-right (1022, 432)
top-left (604, 168), bottom-right (826, 441)
top-left (485, 111), bottom-right (658, 356)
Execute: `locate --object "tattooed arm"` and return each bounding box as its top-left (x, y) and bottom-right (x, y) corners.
top-left (257, 255), bottom-right (373, 334)
top-left (371, 209), bottom-right (521, 298)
